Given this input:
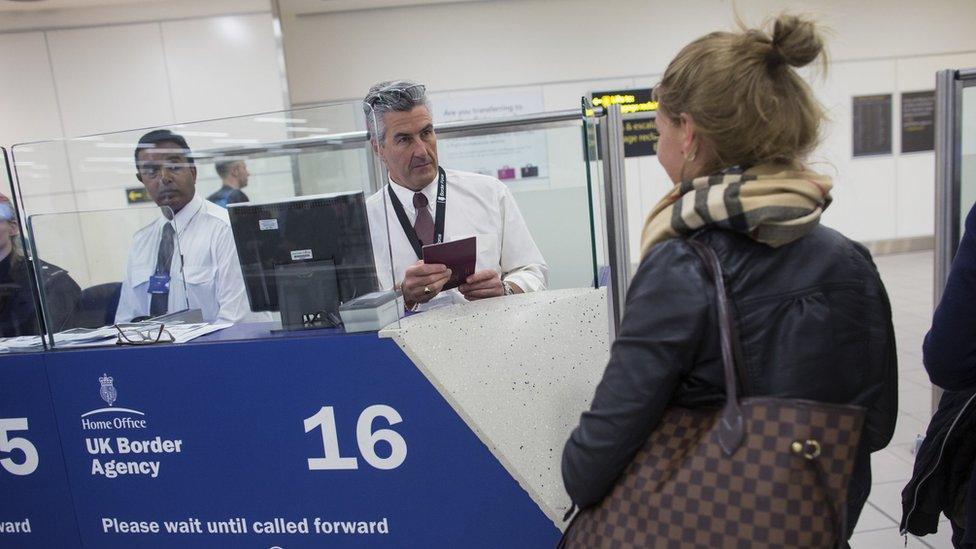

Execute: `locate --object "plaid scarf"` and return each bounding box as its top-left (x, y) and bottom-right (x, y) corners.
top-left (640, 164), bottom-right (833, 256)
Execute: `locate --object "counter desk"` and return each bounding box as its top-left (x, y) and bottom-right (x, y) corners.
top-left (0, 288), bottom-right (609, 548)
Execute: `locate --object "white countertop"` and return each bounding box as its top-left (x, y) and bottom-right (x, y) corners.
top-left (381, 287), bottom-right (610, 527)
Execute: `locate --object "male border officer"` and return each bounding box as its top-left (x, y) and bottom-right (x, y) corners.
top-left (115, 130), bottom-right (257, 324)
top-left (363, 80), bottom-right (548, 311)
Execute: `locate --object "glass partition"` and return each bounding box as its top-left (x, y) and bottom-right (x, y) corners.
top-left (364, 92), bottom-right (598, 317)
top-left (436, 122), bottom-right (597, 291)
top-left (582, 113), bottom-right (610, 288)
top-left (27, 207), bottom-right (171, 348)
top-left (962, 85), bottom-right (976, 226)
top-left (12, 98), bottom-right (603, 347)
top-left (13, 102), bottom-right (399, 347)
top-left (933, 69), bottom-right (976, 408)
top-left (12, 102), bottom-right (371, 218)
top-left (0, 147), bottom-right (47, 353)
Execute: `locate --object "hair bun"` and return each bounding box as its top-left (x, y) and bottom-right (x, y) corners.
top-left (770, 14), bottom-right (823, 68)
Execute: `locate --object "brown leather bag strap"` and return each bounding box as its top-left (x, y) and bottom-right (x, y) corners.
top-left (686, 238), bottom-right (745, 455)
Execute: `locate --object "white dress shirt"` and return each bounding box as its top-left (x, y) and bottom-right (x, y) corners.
top-left (115, 194), bottom-right (264, 324)
top-left (366, 168), bottom-right (549, 310)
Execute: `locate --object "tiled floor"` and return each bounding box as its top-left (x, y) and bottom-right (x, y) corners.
top-left (849, 251), bottom-right (954, 548)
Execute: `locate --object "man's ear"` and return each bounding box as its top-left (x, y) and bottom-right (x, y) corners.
top-left (371, 138), bottom-right (389, 167)
top-left (137, 173), bottom-right (144, 185)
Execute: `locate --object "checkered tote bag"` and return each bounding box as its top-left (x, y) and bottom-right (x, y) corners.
top-left (560, 239), bottom-right (865, 549)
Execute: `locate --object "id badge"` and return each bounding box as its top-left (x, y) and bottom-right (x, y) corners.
top-left (147, 274), bottom-right (170, 294)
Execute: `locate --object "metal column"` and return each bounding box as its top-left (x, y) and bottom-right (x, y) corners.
top-left (597, 104), bottom-right (630, 339)
top-left (934, 69), bottom-right (961, 312)
top-left (932, 70), bottom-right (964, 411)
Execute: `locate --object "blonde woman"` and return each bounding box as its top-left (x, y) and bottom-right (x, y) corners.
top-left (562, 14), bottom-right (897, 541)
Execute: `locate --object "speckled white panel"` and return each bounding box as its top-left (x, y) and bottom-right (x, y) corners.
top-left (380, 288), bottom-right (609, 527)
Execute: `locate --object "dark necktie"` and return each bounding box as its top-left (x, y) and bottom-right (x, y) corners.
top-left (149, 223), bottom-right (176, 317)
top-left (413, 192), bottom-right (434, 246)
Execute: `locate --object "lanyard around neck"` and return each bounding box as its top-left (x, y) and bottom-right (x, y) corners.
top-left (387, 166), bottom-right (447, 259)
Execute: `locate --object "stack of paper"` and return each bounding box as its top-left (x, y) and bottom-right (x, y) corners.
top-left (0, 322), bottom-right (232, 351)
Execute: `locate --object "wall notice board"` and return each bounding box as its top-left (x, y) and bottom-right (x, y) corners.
top-left (852, 94), bottom-right (892, 157)
top-left (901, 90), bottom-right (936, 154)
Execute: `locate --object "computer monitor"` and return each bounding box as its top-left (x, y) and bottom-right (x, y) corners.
top-left (228, 192), bottom-right (378, 329)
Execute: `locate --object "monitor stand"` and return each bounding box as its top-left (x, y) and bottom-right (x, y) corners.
top-left (273, 260), bottom-right (342, 332)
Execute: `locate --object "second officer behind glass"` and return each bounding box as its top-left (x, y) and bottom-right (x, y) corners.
top-left (363, 80), bottom-right (548, 311)
top-left (115, 130), bottom-right (259, 324)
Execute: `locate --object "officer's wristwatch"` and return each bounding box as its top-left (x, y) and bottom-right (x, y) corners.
top-left (502, 281), bottom-right (515, 296)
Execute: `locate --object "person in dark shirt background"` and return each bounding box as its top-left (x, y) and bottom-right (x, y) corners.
top-left (206, 159), bottom-right (250, 207)
top-left (0, 193), bottom-right (80, 337)
top-left (923, 200), bottom-right (976, 548)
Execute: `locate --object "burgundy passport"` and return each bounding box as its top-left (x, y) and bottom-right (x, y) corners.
top-left (422, 236), bottom-right (477, 291)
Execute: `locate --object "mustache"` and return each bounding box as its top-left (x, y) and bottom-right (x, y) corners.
top-left (410, 157), bottom-right (432, 169)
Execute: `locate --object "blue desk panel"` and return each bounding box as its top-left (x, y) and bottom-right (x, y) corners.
top-left (0, 354), bottom-right (81, 548)
top-left (38, 332), bottom-right (559, 548)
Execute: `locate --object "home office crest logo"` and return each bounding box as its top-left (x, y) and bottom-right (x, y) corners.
top-left (99, 373), bottom-right (117, 406)
top-left (80, 373), bottom-right (148, 431)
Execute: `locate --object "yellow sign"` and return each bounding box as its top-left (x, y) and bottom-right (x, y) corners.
top-left (125, 187), bottom-right (152, 204)
top-left (588, 89), bottom-right (657, 116)
top-left (586, 89), bottom-right (660, 157)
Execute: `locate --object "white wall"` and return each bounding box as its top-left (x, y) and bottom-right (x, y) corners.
top-left (280, 0), bottom-right (976, 103)
top-left (0, 4), bottom-right (285, 205)
top-left (279, 0), bottom-right (976, 260)
top-left (3, 0), bottom-right (975, 287)
top-left (0, 1), bottom-right (287, 288)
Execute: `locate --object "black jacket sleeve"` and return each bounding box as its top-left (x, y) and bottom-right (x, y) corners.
top-left (870, 285), bottom-right (899, 453)
top-left (924, 202), bottom-right (976, 391)
top-left (852, 242), bottom-right (899, 453)
top-left (561, 239), bottom-right (710, 508)
top-left (852, 242), bottom-right (898, 454)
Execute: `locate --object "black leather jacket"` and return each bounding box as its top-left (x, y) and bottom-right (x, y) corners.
top-left (562, 225), bottom-right (898, 530)
top-left (0, 254), bottom-right (81, 336)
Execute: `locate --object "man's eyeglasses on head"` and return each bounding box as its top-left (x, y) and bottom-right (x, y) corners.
top-left (363, 84), bottom-right (426, 109)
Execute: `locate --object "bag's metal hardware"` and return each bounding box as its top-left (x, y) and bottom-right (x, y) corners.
top-left (791, 439), bottom-right (822, 460)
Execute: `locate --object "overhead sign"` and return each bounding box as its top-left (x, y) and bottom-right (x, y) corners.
top-left (590, 88), bottom-right (658, 115)
top-left (590, 88), bottom-right (659, 157)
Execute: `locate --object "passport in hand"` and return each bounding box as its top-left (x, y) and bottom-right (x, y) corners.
top-left (422, 236), bottom-right (477, 291)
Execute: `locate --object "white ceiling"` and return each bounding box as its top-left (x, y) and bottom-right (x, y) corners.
top-left (279, 0), bottom-right (489, 17)
top-left (0, 0), bottom-right (489, 14)
top-left (0, 0), bottom-right (163, 13)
